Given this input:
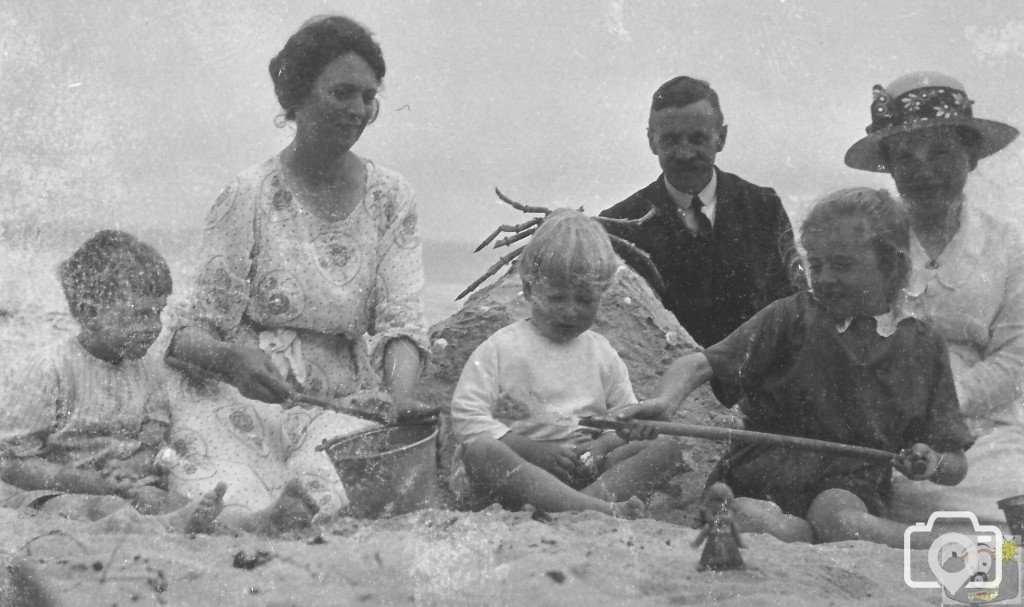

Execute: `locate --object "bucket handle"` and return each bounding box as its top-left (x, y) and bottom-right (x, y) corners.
top-left (314, 423), bottom-right (437, 453)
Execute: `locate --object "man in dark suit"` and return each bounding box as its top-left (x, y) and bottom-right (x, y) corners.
top-left (600, 76), bottom-right (798, 347)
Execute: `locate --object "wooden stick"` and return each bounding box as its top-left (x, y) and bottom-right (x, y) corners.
top-left (494, 187), bottom-right (552, 215)
top-left (164, 355), bottom-right (391, 424)
top-left (607, 234), bottom-right (666, 294)
top-left (493, 226), bottom-right (537, 249)
top-left (579, 416), bottom-right (897, 463)
top-left (593, 206), bottom-right (657, 229)
top-left (456, 245), bottom-right (526, 300)
top-left (473, 217), bottom-right (543, 253)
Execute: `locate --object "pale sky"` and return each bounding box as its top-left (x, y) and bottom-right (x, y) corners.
top-left (2, 1), bottom-right (1023, 249)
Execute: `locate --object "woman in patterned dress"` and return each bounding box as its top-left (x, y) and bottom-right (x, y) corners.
top-left (165, 15), bottom-right (435, 524)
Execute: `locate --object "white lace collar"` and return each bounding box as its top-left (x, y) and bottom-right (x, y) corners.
top-left (834, 306), bottom-right (913, 338)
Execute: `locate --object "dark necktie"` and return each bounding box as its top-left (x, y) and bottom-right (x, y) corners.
top-left (691, 196), bottom-right (713, 238)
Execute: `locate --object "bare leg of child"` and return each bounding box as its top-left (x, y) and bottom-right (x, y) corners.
top-left (807, 488), bottom-right (924, 548)
top-left (89, 483), bottom-right (228, 535)
top-left (237, 479), bottom-right (321, 535)
top-left (37, 494), bottom-right (128, 521)
top-left (581, 439), bottom-right (684, 502)
top-left (732, 496), bottom-right (815, 543)
top-left (463, 438), bottom-right (637, 517)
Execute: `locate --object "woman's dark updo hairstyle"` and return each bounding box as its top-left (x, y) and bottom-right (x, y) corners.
top-left (269, 15), bottom-right (386, 121)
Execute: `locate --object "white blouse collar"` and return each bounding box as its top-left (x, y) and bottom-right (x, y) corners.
top-left (907, 200), bottom-right (983, 294)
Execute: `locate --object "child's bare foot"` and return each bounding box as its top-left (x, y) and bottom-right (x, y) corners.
top-left (611, 495), bottom-right (646, 519)
top-left (244, 479), bottom-right (321, 536)
top-left (180, 482), bottom-right (228, 535)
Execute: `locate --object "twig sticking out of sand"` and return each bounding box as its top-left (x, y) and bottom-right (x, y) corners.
top-left (458, 188), bottom-right (664, 300)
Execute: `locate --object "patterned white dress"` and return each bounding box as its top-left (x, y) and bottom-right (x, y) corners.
top-left (168, 155), bottom-right (429, 519)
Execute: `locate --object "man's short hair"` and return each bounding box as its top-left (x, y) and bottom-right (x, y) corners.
top-left (650, 76), bottom-right (723, 124)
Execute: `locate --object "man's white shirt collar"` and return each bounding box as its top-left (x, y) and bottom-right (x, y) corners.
top-left (664, 170), bottom-right (718, 224)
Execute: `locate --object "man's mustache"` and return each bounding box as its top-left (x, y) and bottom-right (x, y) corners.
top-left (667, 160), bottom-right (707, 171)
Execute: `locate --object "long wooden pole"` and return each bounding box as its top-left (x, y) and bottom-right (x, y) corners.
top-left (579, 416), bottom-right (897, 463)
top-left (164, 355), bottom-right (392, 424)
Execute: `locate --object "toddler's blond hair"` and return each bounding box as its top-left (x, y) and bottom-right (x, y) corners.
top-left (518, 208), bottom-right (618, 289)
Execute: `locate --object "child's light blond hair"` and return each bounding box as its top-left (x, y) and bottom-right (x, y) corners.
top-left (518, 208), bottom-right (618, 289)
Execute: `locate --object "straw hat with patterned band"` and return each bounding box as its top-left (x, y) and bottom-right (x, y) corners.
top-left (844, 71), bottom-right (1019, 173)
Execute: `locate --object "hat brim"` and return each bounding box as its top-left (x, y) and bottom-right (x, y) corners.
top-left (844, 117), bottom-right (1020, 173)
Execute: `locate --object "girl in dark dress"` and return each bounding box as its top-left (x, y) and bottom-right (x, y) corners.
top-left (615, 187), bottom-right (974, 548)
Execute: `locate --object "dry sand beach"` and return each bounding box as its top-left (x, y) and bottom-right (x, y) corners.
top-left (0, 254), bottom-right (961, 606)
top-left (0, 503), bottom-right (940, 607)
top-left (4, 4), bottom-right (1024, 604)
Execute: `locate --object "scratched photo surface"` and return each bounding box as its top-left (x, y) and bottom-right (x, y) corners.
top-left (1, 2), bottom-right (1022, 605)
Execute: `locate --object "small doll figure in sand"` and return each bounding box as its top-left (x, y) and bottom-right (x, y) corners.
top-left (692, 483), bottom-right (745, 571)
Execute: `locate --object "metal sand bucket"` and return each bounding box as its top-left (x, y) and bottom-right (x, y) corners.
top-left (998, 495), bottom-right (1024, 536)
top-left (320, 424), bottom-right (438, 518)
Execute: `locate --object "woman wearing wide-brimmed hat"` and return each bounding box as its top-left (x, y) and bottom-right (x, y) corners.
top-left (845, 71), bottom-right (1023, 524)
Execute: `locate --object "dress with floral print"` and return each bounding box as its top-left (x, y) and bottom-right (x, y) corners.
top-left (166, 155), bottom-right (428, 516)
top-left (176, 155), bottom-right (429, 400)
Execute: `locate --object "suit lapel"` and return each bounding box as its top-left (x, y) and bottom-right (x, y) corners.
top-left (644, 177), bottom-right (676, 217)
top-left (645, 176), bottom-right (696, 239)
top-left (712, 168), bottom-right (740, 241)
